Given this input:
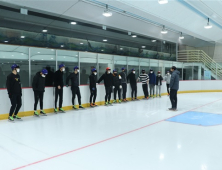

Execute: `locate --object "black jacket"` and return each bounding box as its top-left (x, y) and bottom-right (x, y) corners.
top-left (156, 76), bottom-right (163, 85)
top-left (6, 73), bottom-right (22, 95)
top-left (119, 71), bottom-right (127, 83)
top-left (66, 73), bottom-right (79, 88)
top-left (32, 72), bottom-right (46, 92)
top-left (127, 72), bottom-right (137, 85)
top-left (113, 73), bottom-right (122, 86)
top-left (97, 72), bottom-right (113, 87)
top-left (54, 70), bottom-right (64, 87)
top-left (89, 74), bottom-right (97, 89)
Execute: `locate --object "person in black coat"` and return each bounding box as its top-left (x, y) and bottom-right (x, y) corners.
top-left (127, 68), bottom-right (138, 100)
top-left (32, 69), bottom-right (48, 116)
top-left (89, 68), bottom-right (97, 107)
top-left (97, 67), bottom-right (113, 105)
top-left (156, 71), bottom-right (163, 97)
top-left (119, 67), bottom-right (128, 101)
top-left (54, 64), bottom-right (65, 112)
top-left (6, 64), bottom-right (22, 121)
top-left (112, 69), bottom-right (122, 103)
top-left (66, 66), bottom-right (84, 109)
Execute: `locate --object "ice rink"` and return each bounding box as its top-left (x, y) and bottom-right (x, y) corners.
top-left (1, 92), bottom-right (222, 170)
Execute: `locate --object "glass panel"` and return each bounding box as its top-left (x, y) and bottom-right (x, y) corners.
top-left (114, 55), bottom-right (127, 73)
top-left (0, 44), bottom-right (29, 87)
top-left (164, 61), bottom-right (173, 75)
top-left (128, 57), bottom-right (139, 79)
top-left (98, 54), bottom-right (113, 83)
top-left (150, 59), bottom-right (159, 75)
top-left (173, 62), bottom-right (183, 80)
top-left (80, 52), bottom-right (97, 85)
top-left (158, 60), bottom-right (164, 76)
top-left (140, 58), bottom-right (150, 80)
top-left (183, 63), bottom-right (193, 80)
top-left (57, 50), bottom-right (79, 85)
top-left (30, 47), bottom-right (56, 86)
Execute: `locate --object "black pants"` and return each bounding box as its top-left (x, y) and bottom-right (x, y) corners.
top-left (55, 87), bottom-right (63, 109)
top-left (105, 86), bottom-right (112, 102)
top-left (114, 85), bottom-right (121, 100)
top-left (170, 89), bottom-right (178, 109)
top-left (34, 91), bottom-right (44, 110)
top-left (9, 94), bottom-right (22, 117)
top-left (166, 84), bottom-right (170, 94)
top-left (90, 88), bottom-right (97, 103)
top-left (131, 84), bottom-right (137, 98)
top-left (72, 86), bottom-right (81, 105)
top-left (142, 84), bottom-right (149, 98)
top-left (122, 83), bottom-right (127, 99)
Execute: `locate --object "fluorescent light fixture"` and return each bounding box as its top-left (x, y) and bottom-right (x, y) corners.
top-left (4, 41), bottom-right (8, 43)
top-left (179, 32), bottom-right (184, 39)
top-left (142, 46), bottom-right (146, 48)
top-left (42, 29), bottom-right (47, 32)
top-left (152, 40), bottom-right (157, 42)
top-left (132, 35), bottom-right (137, 38)
top-left (70, 22), bottom-right (77, 25)
top-left (120, 48), bottom-right (123, 50)
top-left (61, 45), bottom-right (64, 47)
top-left (37, 52), bottom-right (40, 53)
top-left (103, 4), bottom-right (112, 17)
top-left (158, 0), bottom-right (168, 4)
top-left (51, 58), bottom-right (53, 59)
top-left (161, 25), bottom-right (168, 34)
top-left (103, 39), bottom-right (108, 42)
top-left (80, 43), bottom-right (84, 45)
top-left (204, 18), bottom-right (212, 29)
top-left (21, 36), bottom-right (25, 38)
top-left (101, 50), bottom-right (104, 51)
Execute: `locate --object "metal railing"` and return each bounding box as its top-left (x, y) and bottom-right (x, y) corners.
top-left (178, 50), bottom-right (222, 79)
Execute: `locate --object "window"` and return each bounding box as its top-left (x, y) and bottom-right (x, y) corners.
top-left (128, 57), bottom-right (139, 80)
top-left (114, 55), bottom-right (127, 74)
top-left (98, 54), bottom-right (113, 83)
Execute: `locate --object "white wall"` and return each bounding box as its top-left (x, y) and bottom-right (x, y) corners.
top-left (1, 80), bottom-right (222, 115)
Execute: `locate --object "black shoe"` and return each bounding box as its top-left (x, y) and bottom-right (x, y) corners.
top-left (79, 105), bottom-right (84, 109)
top-left (169, 108), bottom-right (176, 111)
top-left (40, 110), bottom-right (47, 116)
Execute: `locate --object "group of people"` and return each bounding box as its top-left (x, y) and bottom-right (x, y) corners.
top-left (6, 63), bottom-right (180, 122)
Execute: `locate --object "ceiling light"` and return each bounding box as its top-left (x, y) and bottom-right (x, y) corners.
top-left (51, 58), bottom-right (53, 59)
top-left (70, 22), bottom-right (77, 25)
top-left (152, 40), bottom-right (157, 42)
top-left (103, 4), bottom-right (112, 17)
top-left (37, 52), bottom-right (40, 53)
top-left (21, 36), bottom-right (25, 38)
top-left (101, 50), bottom-right (104, 51)
top-left (161, 25), bottom-right (168, 34)
top-left (132, 35), bottom-right (137, 38)
top-left (179, 32), bottom-right (184, 39)
top-left (80, 43), bottom-right (84, 45)
top-left (61, 45), bottom-right (64, 47)
top-left (120, 48), bottom-right (123, 50)
top-left (142, 46), bottom-right (146, 48)
top-left (4, 41), bottom-right (8, 43)
top-left (42, 28), bottom-right (47, 32)
top-left (103, 39), bottom-right (108, 42)
top-left (204, 18), bottom-right (212, 29)
top-left (158, 0), bottom-right (168, 4)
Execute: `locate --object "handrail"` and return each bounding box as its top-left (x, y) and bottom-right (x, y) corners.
top-left (178, 50), bottom-right (222, 79)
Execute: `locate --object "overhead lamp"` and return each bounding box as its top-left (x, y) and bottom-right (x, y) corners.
top-left (204, 18), bottom-right (212, 29)
top-left (42, 28), bottom-right (47, 32)
top-left (80, 43), bottom-right (84, 45)
top-left (61, 45), bottom-right (64, 47)
top-left (4, 40), bottom-right (8, 43)
top-left (132, 35), bottom-right (137, 38)
top-left (120, 48), bottom-right (123, 50)
top-left (103, 4), bottom-right (112, 17)
top-left (179, 32), bottom-right (184, 39)
top-left (103, 39), bottom-right (108, 42)
top-left (70, 22), bottom-right (77, 25)
top-left (21, 36), bottom-right (25, 38)
top-left (142, 46), bottom-right (146, 48)
top-left (158, 0), bottom-right (168, 4)
top-left (161, 25), bottom-right (168, 34)
top-left (152, 40), bottom-right (157, 42)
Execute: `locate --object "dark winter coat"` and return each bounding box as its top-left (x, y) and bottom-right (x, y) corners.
top-left (119, 71), bottom-right (127, 84)
top-left (156, 75), bottom-right (163, 86)
top-left (54, 70), bottom-right (64, 87)
top-left (97, 72), bottom-right (113, 87)
top-left (32, 72), bottom-right (46, 92)
top-left (66, 73), bottom-right (79, 88)
top-left (112, 73), bottom-right (122, 86)
top-left (149, 73), bottom-right (156, 85)
top-left (170, 70), bottom-right (180, 90)
top-left (6, 73), bottom-right (22, 95)
top-left (127, 72), bottom-right (137, 86)
top-left (89, 74), bottom-right (97, 90)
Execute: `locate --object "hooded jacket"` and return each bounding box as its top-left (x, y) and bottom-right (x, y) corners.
top-left (119, 71), bottom-right (127, 84)
top-left (170, 70), bottom-right (180, 90)
top-left (89, 73), bottom-right (97, 89)
top-left (32, 72), bottom-right (46, 92)
top-left (127, 72), bottom-right (137, 86)
top-left (156, 75), bottom-right (163, 86)
top-left (113, 73), bottom-right (122, 86)
top-left (148, 72), bottom-right (156, 85)
top-left (66, 73), bottom-right (79, 88)
top-left (97, 72), bottom-right (113, 87)
top-left (164, 74), bottom-right (171, 84)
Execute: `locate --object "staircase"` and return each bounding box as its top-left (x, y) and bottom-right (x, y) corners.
top-left (178, 50), bottom-right (222, 80)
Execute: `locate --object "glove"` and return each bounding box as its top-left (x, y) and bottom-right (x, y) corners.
top-left (119, 85), bottom-right (122, 89)
top-left (113, 86), bottom-right (115, 89)
top-left (66, 85), bottom-right (69, 87)
top-left (119, 76), bottom-right (122, 79)
top-left (92, 87), bottom-right (95, 91)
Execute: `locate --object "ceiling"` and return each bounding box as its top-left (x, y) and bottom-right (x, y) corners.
top-left (0, 0), bottom-right (221, 46)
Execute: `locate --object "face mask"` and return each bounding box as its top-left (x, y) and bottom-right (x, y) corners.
top-left (94, 72), bottom-right (97, 75)
top-left (62, 68), bottom-right (65, 72)
top-left (114, 72), bottom-right (117, 75)
top-left (150, 71), bottom-right (153, 74)
top-left (108, 71), bottom-right (111, 74)
top-left (167, 73), bottom-right (169, 75)
top-left (17, 69), bottom-right (20, 73)
top-left (133, 71), bottom-right (135, 74)
top-left (158, 74), bottom-right (161, 76)
top-left (142, 71), bottom-right (145, 74)
top-left (42, 74), bottom-right (46, 78)
top-left (77, 70), bottom-right (79, 73)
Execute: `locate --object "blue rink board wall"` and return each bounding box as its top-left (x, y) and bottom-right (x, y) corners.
top-left (0, 80), bottom-right (222, 120)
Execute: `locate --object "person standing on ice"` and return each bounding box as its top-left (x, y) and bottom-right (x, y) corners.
top-left (32, 69), bottom-right (48, 116)
top-left (97, 67), bottom-right (113, 106)
top-left (119, 67), bottom-right (128, 102)
top-left (169, 66), bottom-right (180, 111)
top-left (89, 68), bottom-right (98, 107)
top-left (66, 66), bottom-right (84, 109)
top-left (112, 69), bottom-right (122, 103)
top-left (137, 69), bottom-right (149, 99)
top-left (164, 71), bottom-right (171, 96)
top-left (6, 64), bottom-right (22, 121)
top-left (127, 68), bottom-right (138, 100)
top-left (54, 64), bottom-right (65, 113)
top-left (156, 71), bottom-right (163, 97)
top-left (148, 69), bottom-right (156, 98)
